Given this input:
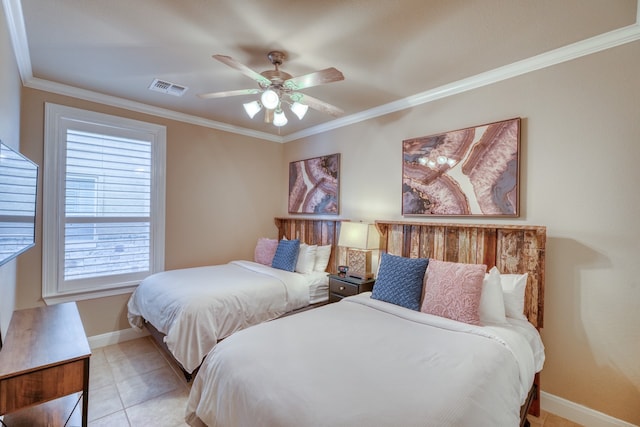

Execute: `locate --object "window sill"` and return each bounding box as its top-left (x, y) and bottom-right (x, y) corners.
top-left (43, 285), bottom-right (138, 305)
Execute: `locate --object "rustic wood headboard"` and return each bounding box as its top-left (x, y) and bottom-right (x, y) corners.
top-left (375, 221), bottom-right (546, 329)
top-left (274, 217), bottom-right (345, 274)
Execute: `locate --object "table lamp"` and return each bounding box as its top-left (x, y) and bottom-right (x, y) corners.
top-left (337, 222), bottom-right (381, 280)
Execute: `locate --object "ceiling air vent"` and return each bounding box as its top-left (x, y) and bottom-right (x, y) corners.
top-left (148, 78), bottom-right (188, 97)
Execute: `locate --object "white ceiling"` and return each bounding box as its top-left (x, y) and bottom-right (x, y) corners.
top-left (5, 0), bottom-right (640, 142)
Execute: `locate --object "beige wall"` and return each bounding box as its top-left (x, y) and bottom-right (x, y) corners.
top-left (0, 4), bottom-right (22, 340)
top-left (16, 88), bottom-right (284, 336)
top-left (284, 41), bottom-right (640, 424)
top-left (6, 14), bottom-right (638, 427)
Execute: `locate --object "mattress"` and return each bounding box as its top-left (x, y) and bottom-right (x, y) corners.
top-left (186, 292), bottom-right (544, 427)
top-left (127, 260), bottom-right (319, 373)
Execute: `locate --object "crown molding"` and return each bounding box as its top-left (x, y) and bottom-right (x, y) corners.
top-left (2, 0), bottom-right (32, 82)
top-left (283, 21), bottom-right (640, 143)
top-left (4, 1), bottom-right (640, 144)
top-left (24, 77), bottom-right (283, 143)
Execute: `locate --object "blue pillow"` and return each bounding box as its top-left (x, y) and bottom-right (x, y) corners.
top-left (371, 253), bottom-right (429, 310)
top-left (271, 239), bottom-right (300, 272)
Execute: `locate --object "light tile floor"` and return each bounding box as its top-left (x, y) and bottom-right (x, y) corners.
top-left (88, 336), bottom-right (191, 427)
top-left (89, 337), bottom-right (582, 427)
top-left (529, 412), bottom-right (585, 427)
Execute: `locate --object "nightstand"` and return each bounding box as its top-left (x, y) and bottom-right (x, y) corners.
top-left (328, 274), bottom-right (376, 303)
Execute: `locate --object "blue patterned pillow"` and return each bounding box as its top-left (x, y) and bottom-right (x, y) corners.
top-left (371, 253), bottom-right (429, 310)
top-left (271, 239), bottom-right (300, 272)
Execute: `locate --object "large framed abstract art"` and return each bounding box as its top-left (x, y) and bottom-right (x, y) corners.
top-left (402, 118), bottom-right (521, 217)
top-left (288, 153), bottom-right (340, 215)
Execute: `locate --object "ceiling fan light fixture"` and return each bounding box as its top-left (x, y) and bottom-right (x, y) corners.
top-left (273, 109), bottom-right (288, 127)
top-left (243, 100), bottom-right (262, 118)
top-left (261, 89), bottom-right (279, 110)
top-left (290, 102), bottom-right (309, 120)
top-left (201, 52), bottom-right (345, 129)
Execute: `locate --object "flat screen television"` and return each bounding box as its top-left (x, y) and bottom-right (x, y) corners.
top-left (0, 141), bottom-right (38, 266)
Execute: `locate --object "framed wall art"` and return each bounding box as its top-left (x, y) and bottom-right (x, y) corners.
top-left (288, 153), bottom-right (340, 215)
top-left (402, 118), bottom-right (520, 217)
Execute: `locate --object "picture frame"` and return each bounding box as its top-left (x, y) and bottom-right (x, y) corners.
top-left (288, 153), bottom-right (340, 215)
top-left (402, 118), bottom-right (520, 217)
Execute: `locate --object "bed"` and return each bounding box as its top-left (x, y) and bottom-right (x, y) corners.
top-left (185, 221), bottom-right (546, 427)
top-left (127, 217), bottom-right (344, 378)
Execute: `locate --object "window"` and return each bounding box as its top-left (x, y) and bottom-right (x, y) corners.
top-left (43, 103), bottom-right (165, 303)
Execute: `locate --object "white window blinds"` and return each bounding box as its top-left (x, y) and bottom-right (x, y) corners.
top-left (43, 103), bottom-right (166, 302)
top-left (64, 130), bottom-right (152, 281)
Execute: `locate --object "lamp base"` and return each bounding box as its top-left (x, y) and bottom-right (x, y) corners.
top-left (346, 248), bottom-right (373, 280)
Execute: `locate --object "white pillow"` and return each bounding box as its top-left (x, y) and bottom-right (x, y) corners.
top-left (314, 245), bottom-right (331, 272)
top-left (479, 266), bottom-right (508, 325)
top-left (500, 272), bottom-right (529, 320)
top-left (295, 244), bottom-right (317, 274)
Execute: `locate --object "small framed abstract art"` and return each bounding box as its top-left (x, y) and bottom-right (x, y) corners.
top-left (402, 118), bottom-right (521, 217)
top-left (288, 153), bottom-right (340, 215)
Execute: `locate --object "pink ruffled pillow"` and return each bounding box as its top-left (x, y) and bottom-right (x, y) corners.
top-left (421, 259), bottom-right (487, 325)
top-left (254, 238), bottom-right (278, 265)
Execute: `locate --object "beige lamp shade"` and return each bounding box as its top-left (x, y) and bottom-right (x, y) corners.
top-left (337, 222), bottom-right (381, 250)
top-left (338, 222), bottom-right (380, 280)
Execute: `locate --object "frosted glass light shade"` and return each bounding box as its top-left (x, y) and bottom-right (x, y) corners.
top-left (273, 109), bottom-right (288, 127)
top-left (243, 101), bottom-right (262, 118)
top-left (261, 89), bottom-right (279, 109)
top-left (290, 102), bottom-right (309, 120)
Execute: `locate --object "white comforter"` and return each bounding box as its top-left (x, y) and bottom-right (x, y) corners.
top-left (127, 260), bottom-right (310, 373)
top-left (186, 292), bottom-right (544, 427)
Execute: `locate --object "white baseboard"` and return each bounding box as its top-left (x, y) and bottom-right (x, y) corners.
top-left (88, 327), bottom-right (149, 349)
top-left (541, 391), bottom-right (638, 427)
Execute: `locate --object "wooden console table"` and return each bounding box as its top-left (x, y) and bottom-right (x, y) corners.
top-left (0, 302), bottom-right (91, 426)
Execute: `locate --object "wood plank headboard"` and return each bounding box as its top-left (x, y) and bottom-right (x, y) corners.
top-left (375, 221), bottom-right (546, 329)
top-left (274, 217), bottom-right (345, 274)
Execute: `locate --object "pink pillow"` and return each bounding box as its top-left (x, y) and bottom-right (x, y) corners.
top-left (421, 259), bottom-right (487, 325)
top-left (254, 238), bottom-right (278, 265)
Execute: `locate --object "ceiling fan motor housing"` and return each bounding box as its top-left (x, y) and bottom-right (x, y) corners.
top-left (261, 51), bottom-right (291, 86)
top-left (260, 69), bottom-right (293, 86)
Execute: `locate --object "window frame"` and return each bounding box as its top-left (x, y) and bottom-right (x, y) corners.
top-left (43, 103), bottom-right (166, 304)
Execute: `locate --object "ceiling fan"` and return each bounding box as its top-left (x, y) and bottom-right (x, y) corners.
top-left (198, 51), bottom-right (345, 125)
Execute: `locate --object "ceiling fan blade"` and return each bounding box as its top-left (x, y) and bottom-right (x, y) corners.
top-left (197, 88), bottom-right (260, 99)
top-left (212, 54), bottom-right (272, 87)
top-left (292, 93), bottom-right (344, 117)
top-left (283, 67), bottom-right (344, 91)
